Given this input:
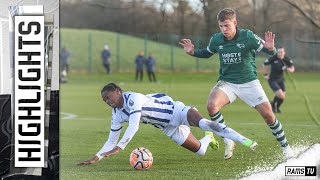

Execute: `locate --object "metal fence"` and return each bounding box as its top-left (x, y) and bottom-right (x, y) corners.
top-left (276, 36), bottom-right (320, 71)
top-left (60, 29), bottom-right (320, 73)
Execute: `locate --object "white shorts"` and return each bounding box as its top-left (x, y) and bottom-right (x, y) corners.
top-left (163, 125), bottom-right (190, 145)
top-left (213, 80), bottom-right (269, 108)
top-left (162, 101), bottom-right (191, 145)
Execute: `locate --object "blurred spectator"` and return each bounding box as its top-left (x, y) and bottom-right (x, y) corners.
top-left (145, 53), bottom-right (156, 82)
top-left (60, 46), bottom-right (70, 83)
top-left (135, 51), bottom-right (145, 81)
top-left (101, 45), bottom-right (111, 74)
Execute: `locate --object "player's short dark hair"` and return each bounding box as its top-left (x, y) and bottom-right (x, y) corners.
top-left (217, 8), bottom-right (236, 21)
top-left (277, 46), bottom-right (285, 50)
top-left (101, 83), bottom-right (123, 95)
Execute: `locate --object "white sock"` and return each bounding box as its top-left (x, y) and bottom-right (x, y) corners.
top-left (199, 118), bottom-right (248, 145)
top-left (223, 138), bottom-right (234, 145)
top-left (196, 135), bottom-right (212, 156)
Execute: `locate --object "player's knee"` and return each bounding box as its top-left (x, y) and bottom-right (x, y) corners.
top-left (206, 102), bottom-right (219, 114)
top-left (187, 108), bottom-right (201, 126)
top-left (276, 91), bottom-right (285, 100)
top-left (279, 93), bottom-right (285, 99)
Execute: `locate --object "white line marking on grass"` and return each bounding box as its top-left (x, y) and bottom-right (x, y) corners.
top-left (239, 144), bottom-right (320, 180)
top-left (60, 112), bottom-right (104, 121)
top-left (60, 112), bottom-right (77, 119)
top-left (75, 118), bottom-right (104, 121)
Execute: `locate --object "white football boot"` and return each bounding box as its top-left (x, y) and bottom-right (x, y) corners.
top-left (282, 145), bottom-right (294, 159)
top-left (249, 141), bottom-right (258, 151)
top-left (224, 138), bottom-right (235, 160)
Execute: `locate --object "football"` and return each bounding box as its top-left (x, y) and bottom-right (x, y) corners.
top-left (61, 69), bottom-right (67, 77)
top-left (129, 147), bottom-right (153, 170)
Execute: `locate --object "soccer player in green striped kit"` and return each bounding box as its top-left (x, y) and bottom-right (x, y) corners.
top-left (179, 8), bottom-right (294, 159)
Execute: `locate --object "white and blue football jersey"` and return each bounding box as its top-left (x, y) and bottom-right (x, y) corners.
top-left (103, 92), bottom-right (177, 150)
top-left (96, 92), bottom-right (189, 157)
top-left (111, 92), bottom-right (175, 131)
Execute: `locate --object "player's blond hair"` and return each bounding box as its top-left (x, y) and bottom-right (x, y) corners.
top-left (217, 8), bottom-right (236, 21)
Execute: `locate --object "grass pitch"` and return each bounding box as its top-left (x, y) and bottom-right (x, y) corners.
top-left (60, 72), bottom-right (320, 179)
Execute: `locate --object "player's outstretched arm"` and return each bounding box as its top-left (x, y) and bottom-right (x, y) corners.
top-left (262, 31), bottom-right (275, 51)
top-left (262, 63), bottom-right (269, 80)
top-left (287, 65), bottom-right (295, 73)
top-left (179, 39), bottom-right (195, 55)
top-left (77, 156), bottom-right (99, 165)
top-left (77, 121), bottom-right (122, 165)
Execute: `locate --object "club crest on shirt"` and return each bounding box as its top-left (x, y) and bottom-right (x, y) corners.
top-left (129, 100), bottom-right (134, 106)
top-left (236, 43), bottom-right (245, 49)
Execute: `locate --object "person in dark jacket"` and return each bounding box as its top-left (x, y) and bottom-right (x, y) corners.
top-left (60, 47), bottom-right (70, 83)
top-left (135, 51), bottom-right (145, 81)
top-left (101, 45), bottom-right (111, 74)
top-left (145, 53), bottom-right (156, 82)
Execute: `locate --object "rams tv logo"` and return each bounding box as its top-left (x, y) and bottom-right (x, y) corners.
top-left (14, 15), bottom-right (45, 167)
top-left (285, 166), bottom-right (317, 176)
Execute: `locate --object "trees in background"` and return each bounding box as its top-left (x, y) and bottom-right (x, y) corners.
top-left (60, 0), bottom-right (320, 36)
top-left (60, 0), bottom-right (320, 70)
top-left (61, 0), bottom-right (319, 38)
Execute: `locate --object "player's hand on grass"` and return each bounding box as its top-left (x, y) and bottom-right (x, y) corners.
top-left (179, 39), bottom-right (194, 55)
top-left (262, 31), bottom-right (275, 51)
top-left (77, 156), bottom-right (99, 165)
top-left (264, 73), bottom-right (269, 80)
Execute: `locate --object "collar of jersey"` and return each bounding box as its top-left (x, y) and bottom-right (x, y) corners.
top-left (223, 27), bottom-right (240, 42)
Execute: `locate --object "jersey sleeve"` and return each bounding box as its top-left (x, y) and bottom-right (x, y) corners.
top-left (248, 31), bottom-right (276, 55)
top-left (116, 112), bottom-right (141, 150)
top-left (206, 36), bottom-right (217, 54)
top-left (284, 57), bottom-right (294, 67)
top-left (110, 109), bottom-right (122, 131)
top-left (116, 93), bottom-right (144, 149)
top-left (96, 111), bottom-right (122, 160)
top-left (264, 56), bottom-right (273, 65)
top-left (193, 36), bottom-right (216, 58)
top-left (96, 130), bottom-right (121, 160)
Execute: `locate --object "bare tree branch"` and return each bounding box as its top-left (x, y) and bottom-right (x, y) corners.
top-left (87, 2), bottom-right (130, 9)
top-left (268, 19), bottom-right (288, 28)
top-left (159, 0), bottom-right (168, 25)
top-left (283, 0), bottom-right (320, 29)
top-left (295, 36), bottom-right (320, 44)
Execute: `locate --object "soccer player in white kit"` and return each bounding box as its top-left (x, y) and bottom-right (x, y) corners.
top-left (78, 83), bottom-right (257, 165)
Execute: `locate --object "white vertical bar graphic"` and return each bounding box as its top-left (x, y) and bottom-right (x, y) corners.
top-left (14, 15), bottom-right (44, 167)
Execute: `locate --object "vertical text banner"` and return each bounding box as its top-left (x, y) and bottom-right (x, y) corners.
top-left (14, 15), bottom-right (44, 167)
